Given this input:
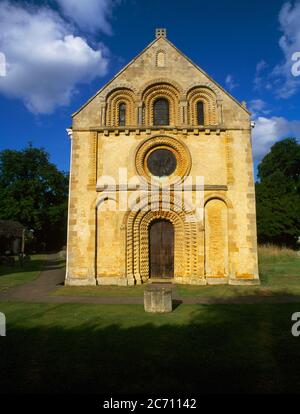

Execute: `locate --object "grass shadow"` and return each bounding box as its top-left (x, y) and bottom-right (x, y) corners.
top-left (1, 303), bottom-right (300, 393)
top-left (0, 260), bottom-right (45, 278)
top-left (0, 257), bottom-right (65, 278)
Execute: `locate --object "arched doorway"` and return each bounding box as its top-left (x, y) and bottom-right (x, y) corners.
top-left (125, 195), bottom-right (202, 284)
top-left (149, 219), bottom-right (174, 279)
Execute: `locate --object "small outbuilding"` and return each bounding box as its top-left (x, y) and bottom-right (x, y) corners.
top-left (0, 220), bottom-right (24, 255)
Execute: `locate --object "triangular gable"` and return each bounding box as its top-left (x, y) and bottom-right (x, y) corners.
top-left (73, 35), bottom-right (250, 117)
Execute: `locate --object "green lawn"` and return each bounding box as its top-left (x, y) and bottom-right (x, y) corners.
top-left (0, 302), bottom-right (300, 393)
top-left (177, 251), bottom-right (300, 297)
top-left (54, 285), bottom-right (145, 297)
top-left (0, 255), bottom-right (47, 292)
top-left (52, 250), bottom-right (300, 298)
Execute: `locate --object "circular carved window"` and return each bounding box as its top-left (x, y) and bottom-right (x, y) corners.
top-left (146, 148), bottom-right (177, 177)
top-left (135, 136), bottom-right (191, 185)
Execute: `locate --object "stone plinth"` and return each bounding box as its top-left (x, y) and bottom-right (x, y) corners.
top-left (144, 284), bottom-right (172, 313)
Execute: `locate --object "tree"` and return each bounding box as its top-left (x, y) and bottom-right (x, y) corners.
top-left (255, 138), bottom-right (300, 248)
top-left (0, 144), bottom-right (69, 251)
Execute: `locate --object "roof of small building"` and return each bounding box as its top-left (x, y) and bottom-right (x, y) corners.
top-left (0, 220), bottom-right (25, 238)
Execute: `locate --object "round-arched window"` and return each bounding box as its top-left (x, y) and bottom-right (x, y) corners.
top-left (197, 101), bottom-right (204, 125)
top-left (153, 98), bottom-right (169, 125)
top-left (118, 103), bottom-right (126, 126)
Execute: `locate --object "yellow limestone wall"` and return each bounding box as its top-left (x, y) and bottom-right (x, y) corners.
top-left (65, 33), bottom-right (259, 286)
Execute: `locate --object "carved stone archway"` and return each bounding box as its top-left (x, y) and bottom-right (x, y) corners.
top-left (125, 193), bottom-right (203, 285)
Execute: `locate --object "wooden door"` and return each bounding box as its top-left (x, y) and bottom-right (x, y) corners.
top-left (149, 220), bottom-right (174, 278)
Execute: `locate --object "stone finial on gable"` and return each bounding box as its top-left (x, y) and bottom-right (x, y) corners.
top-left (156, 28), bottom-right (167, 38)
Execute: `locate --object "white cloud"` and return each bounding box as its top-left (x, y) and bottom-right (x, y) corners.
top-left (225, 74), bottom-right (239, 91)
top-left (256, 60), bottom-right (268, 73)
top-left (0, 1), bottom-right (110, 113)
top-left (248, 99), bottom-right (271, 118)
top-left (255, 1), bottom-right (300, 98)
top-left (55, 0), bottom-right (118, 34)
top-left (271, 1), bottom-right (300, 98)
top-left (253, 60), bottom-right (269, 90)
top-left (249, 99), bottom-right (266, 112)
top-left (252, 116), bottom-right (300, 160)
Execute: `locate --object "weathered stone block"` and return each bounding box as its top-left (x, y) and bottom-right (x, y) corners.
top-left (144, 284), bottom-right (172, 313)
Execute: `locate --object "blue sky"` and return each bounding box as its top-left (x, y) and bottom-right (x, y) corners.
top-left (0, 0), bottom-right (299, 175)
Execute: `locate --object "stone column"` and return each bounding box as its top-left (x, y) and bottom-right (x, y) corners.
top-left (179, 100), bottom-right (188, 125)
top-left (217, 99), bottom-right (223, 124)
top-left (137, 102), bottom-right (143, 126)
top-left (100, 103), bottom-right (107, 126)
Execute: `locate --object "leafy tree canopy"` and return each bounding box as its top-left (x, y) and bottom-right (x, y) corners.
top-left (256, 138), bottom-right (300, 248)
top-left (0, 144), bottom-right (69, 251)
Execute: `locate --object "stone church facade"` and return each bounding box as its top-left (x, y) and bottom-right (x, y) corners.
top-left (65, 29), bottom-right (260, 286)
